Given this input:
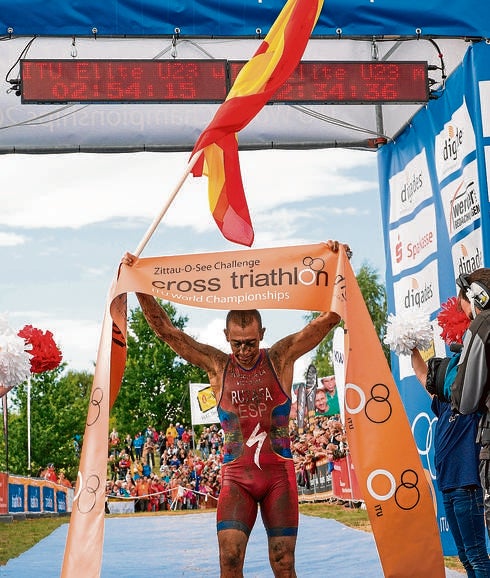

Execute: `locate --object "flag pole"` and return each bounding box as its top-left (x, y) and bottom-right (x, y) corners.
top-left (27, 376), bottom-right (31, 475)
top-left (2, 393), bottom-right (8, 474)
top-left (133, 150), bottom-right (203, 257)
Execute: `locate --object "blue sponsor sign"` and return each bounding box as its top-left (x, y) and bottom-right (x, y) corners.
top-left (42, 485), bottom-right (55, 513)
top-left (56, 490), bottom-right (67, 513)
top-left (8, 483), bottom-right (24, 513)
top-left (27, 485), bottom-right (41, 513)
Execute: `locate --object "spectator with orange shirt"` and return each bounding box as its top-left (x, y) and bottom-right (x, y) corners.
top-left (57, 470), bottom-right (72, 488)
top-left (135, 475), bottom-right (150, 512)
top-left (148, 475), bottom-right (161, 512)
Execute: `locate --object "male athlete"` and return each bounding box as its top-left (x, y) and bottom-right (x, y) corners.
top-left (122, 240), bottom-right (347, 577)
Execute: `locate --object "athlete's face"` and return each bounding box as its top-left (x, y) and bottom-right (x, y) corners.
top-left (224, 319), bottom-right (265, 369)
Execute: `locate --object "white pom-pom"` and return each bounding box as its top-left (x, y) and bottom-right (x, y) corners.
top-left (0, 314), bottom-right (32, 390)
top-left (383, 309), bottom-right (433, 356)
top-left (0, 314), bottom-right (13, 336)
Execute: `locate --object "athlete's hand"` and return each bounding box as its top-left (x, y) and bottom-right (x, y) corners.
top-left (327, 240), bottom-right (352, 259)
top-left (121, 252), bottom-right (137, 267)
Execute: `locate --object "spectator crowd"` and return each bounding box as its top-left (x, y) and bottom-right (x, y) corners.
top-left (38, 376), bottom-right (348, 509)
top-left (103, 376), bottom-right (347, 511)
top-left (105, 423), bottom-right (223, 512)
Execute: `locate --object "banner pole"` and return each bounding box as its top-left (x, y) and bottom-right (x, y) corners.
top-left (133, 150), bottom-right (203, 257)
top-left (27, 376), bottom-right (31, 475)
top-left (2, 394), bottom-right (8, 474)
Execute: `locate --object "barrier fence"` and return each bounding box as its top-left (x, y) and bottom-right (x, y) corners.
top-left (0, 472), bottom-right (73, 516)
top-left (106, 485), bottom-right (219, 514)
top-left (297, 456), bottom-right (363, 504)
top-left (0, 459), bottom-right (361, 516)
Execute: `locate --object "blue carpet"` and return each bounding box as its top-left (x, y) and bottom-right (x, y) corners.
top-left (0, 512), bottom-right (462, 577)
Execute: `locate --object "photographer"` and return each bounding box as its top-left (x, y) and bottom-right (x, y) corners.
top-left (384, 281), bottom-right (490, 575)
top-left (450, 269), bottom-right (490, 541)
top-left (410, 345), bottom-right (490, 577)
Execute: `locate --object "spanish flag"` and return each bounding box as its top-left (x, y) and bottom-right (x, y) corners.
top-left (191, 0), bottom-right (324, 246)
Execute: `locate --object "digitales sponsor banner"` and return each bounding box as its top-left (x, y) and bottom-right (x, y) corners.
top-left (62, 242), bottom-right (445, 578)
top-left (378, 40), bottom-right (490, 554)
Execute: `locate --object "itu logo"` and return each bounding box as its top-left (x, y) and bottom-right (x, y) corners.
top-left (344, 381), bottom-right (421, 512)
top-left (412, 411), bottom-right (437, 480)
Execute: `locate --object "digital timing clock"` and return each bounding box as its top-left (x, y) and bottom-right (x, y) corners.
top-left (20, 59), bottom-right (429, 104)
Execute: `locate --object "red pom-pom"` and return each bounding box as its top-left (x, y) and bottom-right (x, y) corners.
top-left (437, 297), bottom-right (470, 345)
top-left (17, 325), bottom-right (63, 373)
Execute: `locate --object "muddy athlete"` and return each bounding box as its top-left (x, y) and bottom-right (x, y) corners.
top-left (122, 240), bottom-right (346, 578)
top-left (217, 349), bottom-right (298, 540)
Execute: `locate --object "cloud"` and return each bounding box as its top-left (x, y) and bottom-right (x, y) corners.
top-left (0, 149), bottom-right (377, 234)
top-left (0, 231), bottom-right (27, 246)
top-left (51, 319), bottom-right (99, 371)
top-left (0, 148), bottom-right (384, 380)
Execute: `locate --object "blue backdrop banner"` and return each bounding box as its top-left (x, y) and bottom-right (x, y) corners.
top-left (1, 0), bottom-right (490, 37)
top-left (378, 40), bottom-right (490, 553)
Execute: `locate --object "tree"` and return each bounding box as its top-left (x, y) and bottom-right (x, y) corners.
top-left (0, 366), bottom-right (92, 479)
top-left (306, 262), bottom-right (388, 376)
top-left (111, 301), bottom-right (207, 436)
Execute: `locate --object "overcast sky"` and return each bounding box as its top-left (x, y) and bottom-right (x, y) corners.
top-left (0, 148), bottom-right (384, 381)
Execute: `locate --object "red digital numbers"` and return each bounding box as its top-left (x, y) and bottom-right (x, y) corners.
top-left (231, 61), bottom-right (428, 103)
top-left (20, 59), bottom-right (428, 104)
top-left (20, 60), bottom-right (228, 103)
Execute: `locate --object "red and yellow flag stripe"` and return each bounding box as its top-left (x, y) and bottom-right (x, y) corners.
top-left (191, 0), bottom-right (324, 246)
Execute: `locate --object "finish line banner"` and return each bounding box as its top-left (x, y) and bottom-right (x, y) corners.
top-left (115, 243), bottom-right (343, 312)
top-left (61, 242), bottom-right (445, 578)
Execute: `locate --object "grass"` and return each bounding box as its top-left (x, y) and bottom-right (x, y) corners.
top-left (299, 500), bottom-right (372, 531)
top-left (0, 502), bottom-right (464, 573)
top-left (0, 516), bottom-right (68, 565)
